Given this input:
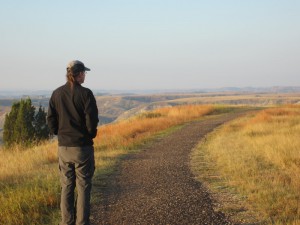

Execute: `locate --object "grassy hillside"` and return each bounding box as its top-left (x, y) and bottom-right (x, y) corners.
top-left (95, 94), bottom-right (198, 124)
top-left (96, 92), bottom-right (300, 124)
top-left (1, 93), bottom-right (300, 224)
top-left (191, 105), bottom-right (300, 224)
top-left (0, 104), bottom-right (236, 224)
top-left (3, 102), bottom-right (299, 224)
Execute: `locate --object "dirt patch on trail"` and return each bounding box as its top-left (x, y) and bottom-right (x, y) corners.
top-left (91, 113), bottom-right (247, 225)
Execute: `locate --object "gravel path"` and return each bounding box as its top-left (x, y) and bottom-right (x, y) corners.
top-left (91, 113), bottom-right (245, 225)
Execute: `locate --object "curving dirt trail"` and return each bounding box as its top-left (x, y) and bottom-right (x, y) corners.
top-left (91, 113), bottom-right (246, 225)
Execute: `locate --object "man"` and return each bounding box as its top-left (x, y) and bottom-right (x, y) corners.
top-left (47, 60), bottom-right (99, 225)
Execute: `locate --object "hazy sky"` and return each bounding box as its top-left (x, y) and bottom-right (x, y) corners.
top-left (0, 0), bottom-right (299, 91)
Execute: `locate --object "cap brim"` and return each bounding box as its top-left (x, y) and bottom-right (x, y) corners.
top-left (85, 67), bottom-right (91, 71)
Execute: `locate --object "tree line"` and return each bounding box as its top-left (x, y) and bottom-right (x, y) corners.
top-left (3, 98), bottom-right (49, 148)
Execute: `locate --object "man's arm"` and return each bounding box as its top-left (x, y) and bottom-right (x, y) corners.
top-left (85, 90), bottom-right (99, 138)
top-left (47, 94), bottom-right (59, 135)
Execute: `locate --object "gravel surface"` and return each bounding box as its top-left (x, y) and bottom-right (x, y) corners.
top-left (91, 113), bottom-right (245, 225)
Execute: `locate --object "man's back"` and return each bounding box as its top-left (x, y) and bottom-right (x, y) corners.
top-left (48, 82), bottom-right (99, 147)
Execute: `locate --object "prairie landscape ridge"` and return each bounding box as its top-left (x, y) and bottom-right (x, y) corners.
top-left (1, 88), bottom-right (300, 144)
top-left (0, 88), bottom-right (300, 224)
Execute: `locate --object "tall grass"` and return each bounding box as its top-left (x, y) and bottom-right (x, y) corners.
top-left (0, 104), bottom-right (227, 224)
top-left (191, 105), bottom-right (300, 224)
top-left (0, 142), bottom-right (60, 225)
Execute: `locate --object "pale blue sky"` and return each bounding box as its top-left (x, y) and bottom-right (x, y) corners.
top-left (0, 0), bottom-right (299, 91)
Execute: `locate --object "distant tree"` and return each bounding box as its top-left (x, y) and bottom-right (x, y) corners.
top-left (13, 99), bottom-right (35, 146)
top-left (33, 105), bottom-right (49, 142)
top-left (3, 98), bottom-right (49, 148)
top-left (3, 101), bottom-right (20, 147)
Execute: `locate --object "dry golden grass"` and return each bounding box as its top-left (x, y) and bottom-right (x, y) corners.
top-left (94, 105), bottom-right (216, 149)
top-left (191, 105), bottom-right (300, 224)
top-left (0, 141), bottom-right (60, 224)
top-left (0, 104), bottom-right (224, 224)
top-left (0, 142), bottom-right (57, 181)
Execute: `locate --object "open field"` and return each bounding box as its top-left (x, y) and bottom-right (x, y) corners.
top-left (0, 104), bottom-right (236, 224)
top-left (191, 105), bottom-right (300, 224)
top-left (1, 91), bottom-right (300, 224)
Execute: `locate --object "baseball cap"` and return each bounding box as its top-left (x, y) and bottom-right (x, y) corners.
top-left (67, 60), bottom-right (91, 73)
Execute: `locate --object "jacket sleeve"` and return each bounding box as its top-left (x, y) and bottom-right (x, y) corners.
top-left (85, 90), bottom-right (99, 138)
top-left (47, 93), bottom-right (59, 135)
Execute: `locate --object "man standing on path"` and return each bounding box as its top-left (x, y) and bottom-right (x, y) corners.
top-left (47, 60), bottom-right (99, 225)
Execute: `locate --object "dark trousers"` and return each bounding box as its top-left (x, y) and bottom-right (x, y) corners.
top-left (58, 146), bottom-right (95, 225)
